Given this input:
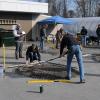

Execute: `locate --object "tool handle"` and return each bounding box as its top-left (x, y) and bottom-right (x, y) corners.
top-left (46, 56), bottom-right (60, 62)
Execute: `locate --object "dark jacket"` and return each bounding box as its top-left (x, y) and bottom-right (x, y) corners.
top-left (96, 27), bottom-right (100, 37)
top-left (60, 33), bottom-right (80, 55)
top-left (81, 28), bottom-right (87, 35)
top-left (40, 28), bottom-right (46, 38)
top-left (14, 29), bottom-right (25, 41)
top-left (26, 45), bottom-right (41, 61)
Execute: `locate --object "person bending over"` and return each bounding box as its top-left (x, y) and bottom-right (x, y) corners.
top-left (59, 32), bottom-right (85, 83)
top-left (26, 44), bottom-right (41, 63)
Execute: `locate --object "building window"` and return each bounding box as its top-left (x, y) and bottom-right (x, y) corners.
top-left (0, 19), bottom-right (16, 25)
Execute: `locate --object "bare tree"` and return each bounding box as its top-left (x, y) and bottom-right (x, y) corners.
top-left (48, 0), bottom-right (68, 17)
top-left (75, 0), bottom-right (87, 17)
top-left (75, 0), bottom-right (100, 17)
top-left (48, 0), bottom-right (58, 16)
top-left (96, 2), bottom-right (100, 16)
top-left (68, 10), bottom-right (75, 17)
top-left (63, 0), bottom-right (68, 17)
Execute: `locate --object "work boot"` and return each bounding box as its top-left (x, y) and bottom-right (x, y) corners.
top-left (19, 55), bottom-right (24, 58)
top-left (65, 76), bottom-right (71, 80)
top-left (15, 55), bottom-right (19, 59)
top-left (19, 56), bottom-right (24, 58)
top-left (80, 79), bottom-right (86, 83)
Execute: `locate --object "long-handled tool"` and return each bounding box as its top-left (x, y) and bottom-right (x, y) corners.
top-left (28, 56), bottom-right (61, 66)
top-left (27, 79), bottom-right (72, 94)
top-left (27, 79), bottom-right (71, 84)
top-left (40, 56), bottom-right (60, 63)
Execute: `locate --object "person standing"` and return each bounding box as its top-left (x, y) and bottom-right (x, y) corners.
top-left (39, 24), bottom-right (48, 50)
top-left (96, 24), bottom-right (100, 45)
top-left (80, 26), bottom-right (87, 46)
top-left (55, 28), bottom-right (63, 49)
top-left (13, 24), bottom-right (26, 59)
top-left (55, 30), bottom-right (61, 49)
top-left (59, 32), bottom-right (85, 83)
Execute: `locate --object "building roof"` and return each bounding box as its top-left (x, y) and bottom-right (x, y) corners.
top-left (0, 0), bottom-right (48, 13)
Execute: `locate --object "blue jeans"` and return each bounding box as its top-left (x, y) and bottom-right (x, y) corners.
top-left (40, 37), bottom-right (44, 50)
top-left (15, 41), bottom-right (23, 59)
top-left (26, 52), bottom-right (37, 63)
top-left (81, 35), bottom-right (87, 46)
top-left (97, 36), bottom-right (100, 45)
top-left (66, 45), bottom-right (85, 81)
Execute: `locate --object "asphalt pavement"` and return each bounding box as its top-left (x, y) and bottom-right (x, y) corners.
top-left (0, 42), bottom-right (100, 100)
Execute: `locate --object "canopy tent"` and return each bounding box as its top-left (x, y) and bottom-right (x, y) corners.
top-left (38, 16), bottom-right (74, 25)
top-left (37, 16), bottom-right (75, 38)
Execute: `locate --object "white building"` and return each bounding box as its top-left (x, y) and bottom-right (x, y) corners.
top-left (0, 0), bottom-right (48, 43)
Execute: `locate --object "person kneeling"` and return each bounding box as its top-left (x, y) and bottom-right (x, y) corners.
top-left (26, 44), bottom-right (41, 63)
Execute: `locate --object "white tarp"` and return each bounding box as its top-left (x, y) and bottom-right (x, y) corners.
top-left (63, 17), bottom-right (100, 36)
